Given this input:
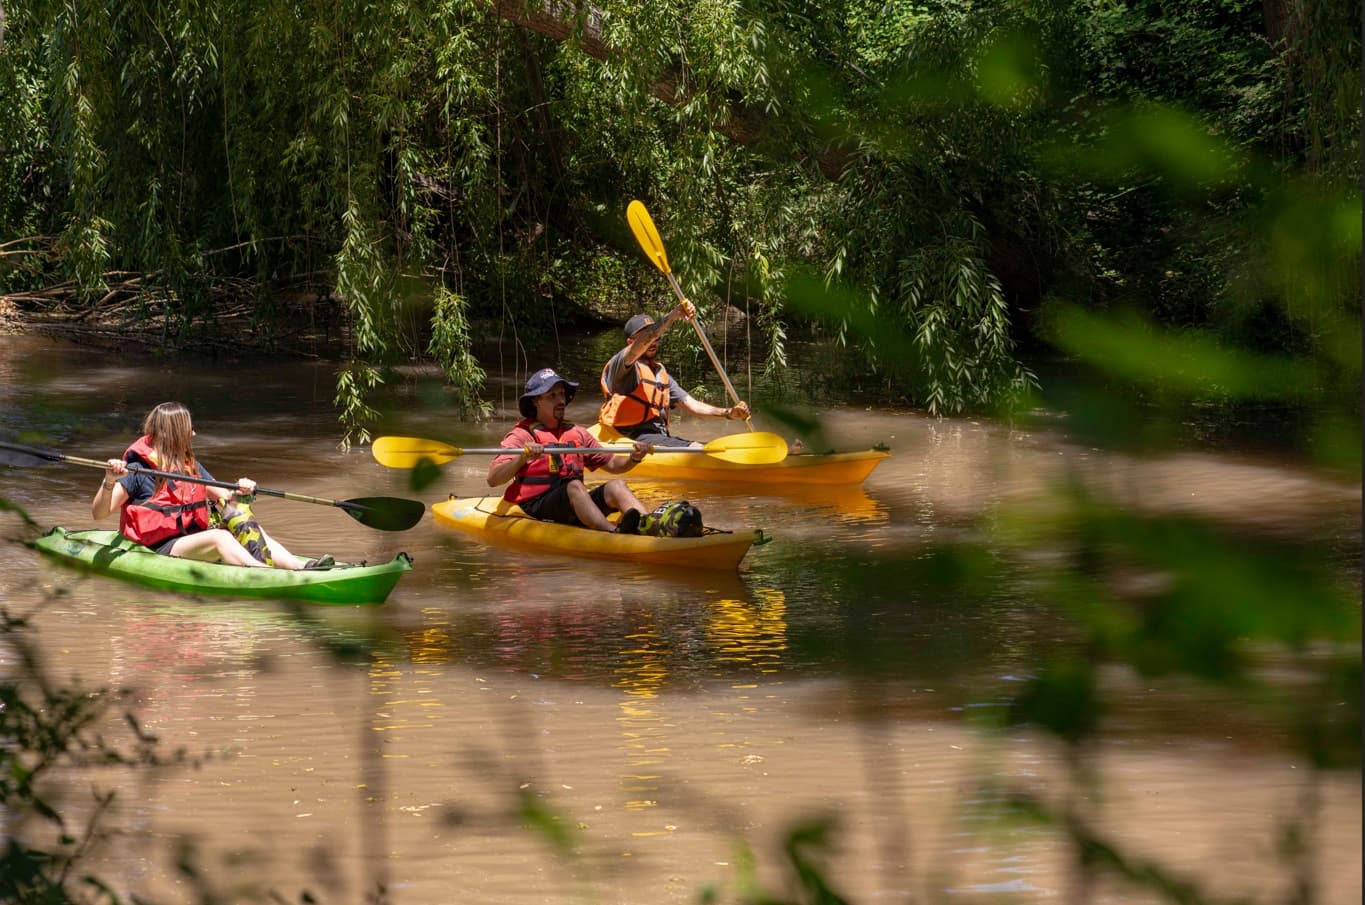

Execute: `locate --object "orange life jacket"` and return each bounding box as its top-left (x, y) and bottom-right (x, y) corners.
top-left (599, 359), bottom-right (671, 430)
top-left (503, 420), bottom-right (596, 506)
top-left (118, 435), bottom-right (213, 547)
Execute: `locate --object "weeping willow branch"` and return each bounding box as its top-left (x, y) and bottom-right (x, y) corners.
top-left (489, 0), bottom-right (829, 175)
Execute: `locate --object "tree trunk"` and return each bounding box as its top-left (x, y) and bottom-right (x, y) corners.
top-left (1261, 0), bottom-right (1297, 46)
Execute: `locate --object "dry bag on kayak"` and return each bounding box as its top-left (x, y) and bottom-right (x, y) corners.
top-left (212, 499), bottom-right (274, 565)
top-left (640, 500), bottom-right (704, 538)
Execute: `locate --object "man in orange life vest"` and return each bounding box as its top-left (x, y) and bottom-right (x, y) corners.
top-left (488, 368), bottom-right (653, 534)
top-left (599, 300), bottom-right (751, 447)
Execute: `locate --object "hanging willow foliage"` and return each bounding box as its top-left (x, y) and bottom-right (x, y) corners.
top-left (0, 0), bottom-right (1357, 433)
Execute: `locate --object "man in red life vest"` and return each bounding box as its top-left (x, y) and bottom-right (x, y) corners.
top-left (488, 368), bottom-right (652, 534)
top-left (599, 300), bottom-right (750, 447)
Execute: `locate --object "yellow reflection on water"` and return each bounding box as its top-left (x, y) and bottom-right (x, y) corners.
top-left (705, 588), bottom-right (787, 676)
top-left (368, 645), bottom-right (444, 750)
top-left (791, 485), bottom-right (888, 524)
top-left (614, 615), bottom-right (670, 810)
top-left (631, 479), bottom-right (889, 526)
top-left (406, 608), bottom-right (455, 664)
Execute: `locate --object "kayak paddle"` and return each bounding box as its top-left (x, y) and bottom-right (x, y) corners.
top-left (0, 438), bottom-right (426, 532)
top-left (370, 432), bottom-right (790, 469)
top-left (626, 199), bottom-right (754, 431)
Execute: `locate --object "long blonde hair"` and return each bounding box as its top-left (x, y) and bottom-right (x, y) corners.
top-left (141, 402), bottom-right (197, 479)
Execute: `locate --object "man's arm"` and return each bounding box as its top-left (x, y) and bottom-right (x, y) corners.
top-left (621, 300), bottom-right (696, 366)
top-left (487, 428), bottom-right (544, 486)
top-left (602, 348), bottom-right (639, 396)
top-left (664, 373), bottom-right (750, 421)
top-left (598, 440), bottom-right (652, 475)
top-left (574, 428), bottom-right (649, 475)
top-left (680, 396), bottom-right (751, 421)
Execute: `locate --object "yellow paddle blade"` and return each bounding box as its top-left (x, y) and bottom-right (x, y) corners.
top-left (698, 431), bottom-right (788, 465)
top-left (594, 424), bottom-right (787, 465)
top-left (371, 436), bottom-right (462, 468)
top-left (627, 200), bottom-right (671, 274)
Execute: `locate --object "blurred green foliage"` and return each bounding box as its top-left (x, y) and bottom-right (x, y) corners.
top-left (0, 582), bottom-right (158, 902)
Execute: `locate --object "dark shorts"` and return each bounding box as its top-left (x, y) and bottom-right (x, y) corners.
top-left (616, 425), bottom-right (695, 448)
top-left (520, 481), bottom-right (612, 526)
top-left (153, 524), bottom-right (207, 555)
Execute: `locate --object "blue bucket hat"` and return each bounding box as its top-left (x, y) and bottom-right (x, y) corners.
top-left (518, 368), bottom-right (578, 418)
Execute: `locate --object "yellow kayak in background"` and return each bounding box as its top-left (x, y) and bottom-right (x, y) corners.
top-left (431, 497), bottom-right (765, 571)
top-left (588, 424), bottom-right (889, 486)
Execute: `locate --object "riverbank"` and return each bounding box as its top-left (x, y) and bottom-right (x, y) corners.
top-left (3, 288), bottom-right (357, 359)
top-left (1, 283), bottom-right (627, 361)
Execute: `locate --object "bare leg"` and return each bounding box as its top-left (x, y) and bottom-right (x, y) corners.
top-left (165, 529), bottom-right (271, 567)
top-left (255, 527), bottom-right (310, 571)
top-left (564, 481), bottom-right (618, 532)
top-left (600, 480), bottom-right (647, 519)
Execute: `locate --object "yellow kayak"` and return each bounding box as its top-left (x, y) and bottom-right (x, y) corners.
top-left (589, 424), bottom-right (890, 485)
top-left (431, 497), bottom-right (763, 570)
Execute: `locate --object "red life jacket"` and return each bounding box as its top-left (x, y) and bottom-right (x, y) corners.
top-left (118, 435), bottom-right (213, 547)
top-left (502, 420), bottom-right (595, 506)
top-left (599, 359), bottom-right (671, 430)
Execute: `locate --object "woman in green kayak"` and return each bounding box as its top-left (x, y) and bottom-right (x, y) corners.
top-left (91, 401), bottom-right (320, 569)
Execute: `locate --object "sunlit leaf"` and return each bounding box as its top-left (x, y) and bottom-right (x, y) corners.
top-left (408, 457), bottom-right (443, 493)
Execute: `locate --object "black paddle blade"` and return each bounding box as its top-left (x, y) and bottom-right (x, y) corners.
top-left (0, 438), bottom-right (64, 467)
top-left (339, 496), bottom-right (426, 532)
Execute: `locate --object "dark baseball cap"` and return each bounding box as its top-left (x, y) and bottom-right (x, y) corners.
top-left (624, 313), bottom-right (656, 339)
top-left (518, 368), bottom-right (578, 417)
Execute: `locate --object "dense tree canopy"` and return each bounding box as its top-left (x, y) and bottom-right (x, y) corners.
top-left (0, 0), bottom-right (1358, 437)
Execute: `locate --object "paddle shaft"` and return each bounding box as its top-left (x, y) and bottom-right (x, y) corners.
top-left (664, 271), bottom-right (752, 431)
top-left (370, 432), bottom-right (787, 468)
top-left (433, 445), bottom-right (740, 456)
top-left (0, 438), bottom-right (425, 531)
top-left (29, 447), bottom-right (367, 513)
top-left (629, 199), bottom-right (753, 432)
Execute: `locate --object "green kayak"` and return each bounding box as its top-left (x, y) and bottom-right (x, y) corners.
top-left (35, 528), bottom-right (412, 605)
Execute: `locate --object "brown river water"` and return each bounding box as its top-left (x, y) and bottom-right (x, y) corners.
top-left (0, 334), bottom-right (1359, 904)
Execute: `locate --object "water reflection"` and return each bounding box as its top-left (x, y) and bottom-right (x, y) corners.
top-left (628, 478), bottom-right (889, 528)
top-left (609, 589), bottom-right (790, 816)
top-left (405, 609), bottom-right (456, 665)
top-left (705, 589), bottom-right (788, 677)
top-left (615, 613), bottom-right (669, 812)
top-left (368, 652), bottom-right (440, 748)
